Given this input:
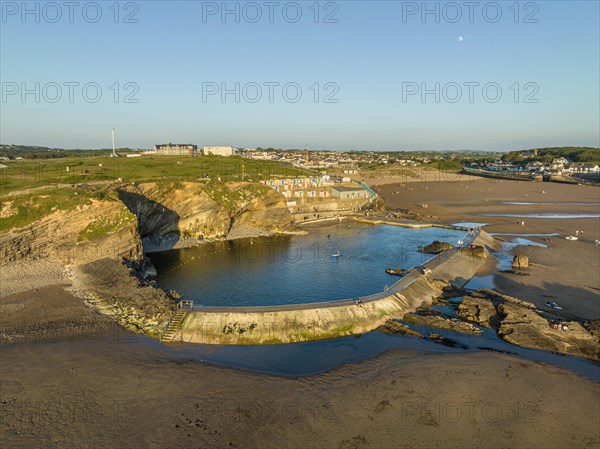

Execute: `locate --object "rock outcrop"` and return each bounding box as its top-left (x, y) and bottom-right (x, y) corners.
top-left (403, 310), bottom-right (483, 335)
top-left (377, 319), bottom-right (423, 337)
top-left (419, 240), bottom-right (455, 254)
top-left (459, 245), bottom-right (488, 259)
top-left (69, 258), bottom-right (174, 337)
top-left (385, 267), bottom-right (409, 277)
top-left (512, 254), bottom-right (529, 268)
top-left (457, 295), bottom-right (497, 328)
top-left (497, 302), bottom-right (599, 361)
top-left (457, 289), bottom-right (600, 361)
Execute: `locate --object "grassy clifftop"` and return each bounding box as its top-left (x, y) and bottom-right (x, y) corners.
top-left (0, 154), bottom-right (309, 194)
top-left (1, 188), bottom-right (101, 233)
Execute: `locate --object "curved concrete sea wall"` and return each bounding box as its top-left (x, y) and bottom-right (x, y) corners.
top-left (176, 231), bottom-right (495, 345)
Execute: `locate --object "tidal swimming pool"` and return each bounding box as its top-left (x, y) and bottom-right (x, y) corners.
top-left (148, 224), bottom-right (467, 307)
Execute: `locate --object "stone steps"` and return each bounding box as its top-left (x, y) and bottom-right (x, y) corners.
top-left (161, 309), bottom-right (187, 342)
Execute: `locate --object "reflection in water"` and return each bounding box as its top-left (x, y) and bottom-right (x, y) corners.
top-left (481, 213), bottom-right (599, 218)
top-left (500, 202), bottom-right (600, 206)
top-left (136, 327), bottom-right (600, 382)
top-left (149, 224), bottom-right (467, 306)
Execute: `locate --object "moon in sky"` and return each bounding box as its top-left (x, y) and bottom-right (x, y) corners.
top-left (458, 36), bottom-right (464, 42)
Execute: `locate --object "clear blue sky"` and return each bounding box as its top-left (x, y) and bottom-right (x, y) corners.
top-left (1, 1), bottom-right (599, 151)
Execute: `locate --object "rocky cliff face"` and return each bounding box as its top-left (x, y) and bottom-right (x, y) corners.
top-left (119, 181), bottom-right (293, 245)
top-left (0, 198), bottom-right (142, 265)
top-left (0, 180), bottom-right (293, 266)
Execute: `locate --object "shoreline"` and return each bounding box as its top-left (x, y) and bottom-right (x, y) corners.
top-left (142, 228), bottom-right (310, 254)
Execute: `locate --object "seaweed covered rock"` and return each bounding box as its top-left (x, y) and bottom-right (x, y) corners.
top-left (459, 245), bottom-right (487, 259)
top-left (419, 240), bottom-right (455, 254)
top-left (385, 267), bottom-right (409, 277)
top-left (377, 319), bottom-right (423, 337)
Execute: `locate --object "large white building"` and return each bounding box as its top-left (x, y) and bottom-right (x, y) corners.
top-left (203, 146), bottom-right (240, 157)
top-left (154, 144), bottom-right (198, 156)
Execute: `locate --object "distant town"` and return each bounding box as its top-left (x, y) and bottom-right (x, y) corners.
top-left (1, 144), bottom-right (598, 182)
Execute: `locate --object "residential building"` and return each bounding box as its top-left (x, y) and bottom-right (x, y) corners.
top-left (203, 146), bottom-right (239, 157)
top-left (330, 186), bottom-right (370, 199)
top-left (154, 144), bottom-right (198, 156)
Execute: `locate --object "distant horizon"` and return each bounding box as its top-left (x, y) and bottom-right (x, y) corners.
top-left (1, 143), bottom-right (599, 154)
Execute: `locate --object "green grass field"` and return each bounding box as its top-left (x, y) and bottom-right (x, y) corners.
top-left (0, 155), bottom-right (312, 195)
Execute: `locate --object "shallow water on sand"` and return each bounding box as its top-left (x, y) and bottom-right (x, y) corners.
top-left (481, 213), bottom-right (599, 219)
top-left (145, 325), bottom-right (600, 382)
top-left (452, 222), bottom-right (489, 228)
top-left (501, 202), bottom-right (600, 206)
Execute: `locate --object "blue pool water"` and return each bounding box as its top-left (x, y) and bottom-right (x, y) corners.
top-left (149, 224), bottom-right (467, 306)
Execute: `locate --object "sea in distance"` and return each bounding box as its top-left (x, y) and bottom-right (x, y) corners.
top-left (149, 223), bottom-right (468, 307)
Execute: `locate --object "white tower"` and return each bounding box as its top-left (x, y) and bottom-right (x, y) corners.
top-left (111, 128), bottom-right (118, 157)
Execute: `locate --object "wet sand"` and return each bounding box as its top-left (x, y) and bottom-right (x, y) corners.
top-left (1, 331), bottom-right (599, 449)
top-left (1, 176), bottom-right (599, 448)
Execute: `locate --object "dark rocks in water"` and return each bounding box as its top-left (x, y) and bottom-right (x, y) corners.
top-left (385, 267), bottom-right (408, 277)
top-left (132, 256), bottom-right (157, 280)
top-left (459, 245), bottom-right (487, 259)
top-left (377, 319), bottom-right (423, 337)
top-left (428, 333), bottom-right (468, 349)
top-left (512, 254), bottom-right (529, 268)
top-left (143, 263), bottom-right (158, 279)
top-left (404, 311), bottom-right (483, 335)
top-left (499, 269), bottom-right (530, 276)
top-left (419, 240), bottom-right (455, 254)
top-left (167, 290), bottom-right (182, 301)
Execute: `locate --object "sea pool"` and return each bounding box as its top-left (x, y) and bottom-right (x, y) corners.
top-left (149, 224), bottom-right (467, 307)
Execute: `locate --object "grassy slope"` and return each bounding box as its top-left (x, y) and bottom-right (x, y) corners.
top-left (0, 155), bottom-right (310, 195)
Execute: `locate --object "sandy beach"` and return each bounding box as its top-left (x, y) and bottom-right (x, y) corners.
top-left (373, 178), bottom-right (600, 320)
top-left (1, 331), bottom-right (598, 449)
top-left (1, 176), bottom-right (599, 448)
